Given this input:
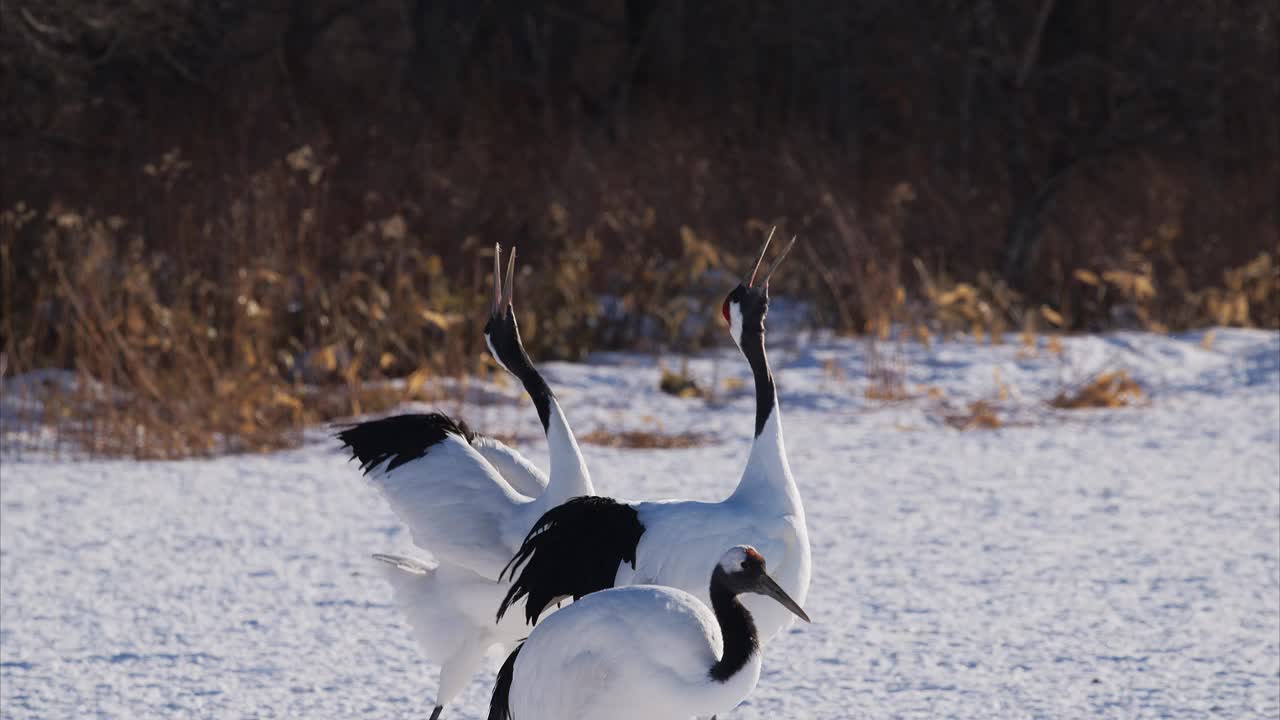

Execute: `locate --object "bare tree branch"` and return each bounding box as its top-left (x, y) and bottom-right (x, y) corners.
top-left (1016, 0), bottom-right (1057, 88)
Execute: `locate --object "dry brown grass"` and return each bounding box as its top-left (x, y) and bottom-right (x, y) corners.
top-left (940, 400), bottom-right (1004, 431)
top-left (1050, 371), bottom-right (1145, 410)
top-left (579, 428), bottom-right (711, 449)
top-left (929, 368), bottom-right (1016, 431)
top-left (863, 337), bottom-right (913, 402)
top-left (2, 128), bottom-right (1275, 459)
top-left (0, 196), bottom-right (477, 458)
top-left (659, 364), bottom-right (707, 399)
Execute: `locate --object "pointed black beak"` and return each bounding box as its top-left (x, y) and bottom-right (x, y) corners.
top-left (754, 573), bottom-right (810, 623)
top-left (743, 228), bottom-right (798, 290)
top-left (760, 235), bottom-right (797, 289)
top-left (746, 227), bottom-right (775, 287)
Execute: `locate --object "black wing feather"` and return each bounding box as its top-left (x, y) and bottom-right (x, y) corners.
top-left (497, 496), bottom-right (645, 625)
top-left (336, 412), bottom-right (476, 474)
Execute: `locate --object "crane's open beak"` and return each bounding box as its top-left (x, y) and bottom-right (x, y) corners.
top-left (746, 227), bottom-right (776, 287)
top-left (491, 243), bottom-right (517, 317)
top-left (755, 573), bottom-right (810, 623)
top-left (759, 235), bottom-right (796, 289)
top-left (745, 228), bottom-right (798, 289)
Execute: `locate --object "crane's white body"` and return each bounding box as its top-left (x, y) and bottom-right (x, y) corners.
top-left (507, 585), bottom-right (762, 720)
top-left (614, 409), bottom-right (810, 645)
top-left (373, 554), bottom-right (532, 708)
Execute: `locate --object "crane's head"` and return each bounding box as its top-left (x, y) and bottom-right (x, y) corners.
top-left (484, 243), bottom-right (527, 376)
top-left (721, 229), bottom-right (796, 351)
top-left (714, 545), bottom-right (810, 623)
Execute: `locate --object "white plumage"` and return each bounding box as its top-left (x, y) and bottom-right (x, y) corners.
top-left (618, 448), bottom-right (811, 645)
top-left (472, 435), bottom-right (547, 498)
top-left (492, 546), bottom-right (809, 720)
top-left (362, 426), bottom-right (588, 581)
top-left (372, 554), bottom-right (532, 710)
top-left (508, 587), bottom-right (746, 719)
top-left (366, 433), bottom-right (537, 578)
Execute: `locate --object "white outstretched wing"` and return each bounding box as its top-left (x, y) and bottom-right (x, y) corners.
top-left (366, 434), bottom-right (530, 578)
top-left (471, 435), bottom-right (548, 499)
top-left (340, 413), bottom-right (549, 579)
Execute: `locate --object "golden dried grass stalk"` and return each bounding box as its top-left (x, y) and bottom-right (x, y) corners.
top-left (1050, 371), bottom-right (1144, 409)
top-left (941, 400), bottom-right (1003, 430)
top-left (579, 428), bottom-right (711, 449)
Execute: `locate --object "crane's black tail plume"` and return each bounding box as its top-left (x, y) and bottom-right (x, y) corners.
top-left (487, 642), bottom-right (524, 720)
top-left (497, 496), bottom-right (645, 625)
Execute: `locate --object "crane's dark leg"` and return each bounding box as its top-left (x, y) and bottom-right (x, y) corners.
top-left (429, 705), bottom-right (443, 720)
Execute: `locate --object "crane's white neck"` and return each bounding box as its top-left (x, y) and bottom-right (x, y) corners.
top-left (486, 324), bottom-right (593, 502)
top-left (728, 316), bottom-right (799, 509)
top-left (542, 399), bottom-right (593, 504)
top-left (729, 406), bottom-right (800, 509)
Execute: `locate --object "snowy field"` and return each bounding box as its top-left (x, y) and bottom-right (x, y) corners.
top-left (2, 328), bottom-right (1278, 719)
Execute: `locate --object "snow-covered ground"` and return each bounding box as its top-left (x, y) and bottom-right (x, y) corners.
top-left (2, 328), bottom-right (1277, 719)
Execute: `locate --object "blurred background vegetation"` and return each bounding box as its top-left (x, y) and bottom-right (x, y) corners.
top-left (1, 0), bottom-right (1276, 457)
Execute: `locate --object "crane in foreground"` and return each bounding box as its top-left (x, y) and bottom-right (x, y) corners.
top-left (488, 545), bottom-right (809, 720)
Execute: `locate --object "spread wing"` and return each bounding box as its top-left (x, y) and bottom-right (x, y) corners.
top-left (339, 413), bottom-right (531, 578)
top-left (470, 435), bottom-right (548, 499)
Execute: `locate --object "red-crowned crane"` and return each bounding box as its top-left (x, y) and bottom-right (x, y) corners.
top-left (339, 246), bottom-right (593, 719)
top-left (488, 546), bottom-right (809, 720)
top-left (498, 233), bottom-right (811, 657)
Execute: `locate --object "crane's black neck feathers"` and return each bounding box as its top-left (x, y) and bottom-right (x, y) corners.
top-left (487, 641), bottom-right (523, 720)
top-left (486, 307), bottom-right (554, 432)
top-left (336, 412), bottom-right (476, 474)
top-left (708, 568), bottom-right (760, 683)
top-left (498, 496), bottom-right (645, 625)
top-left (729, 284), bottom-right (776, 438)
top-left (740, 327), bottom-right (775, 437)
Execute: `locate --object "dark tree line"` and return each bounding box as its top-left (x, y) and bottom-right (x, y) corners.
top-left (2, 0), bottom-right (1276, 301)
